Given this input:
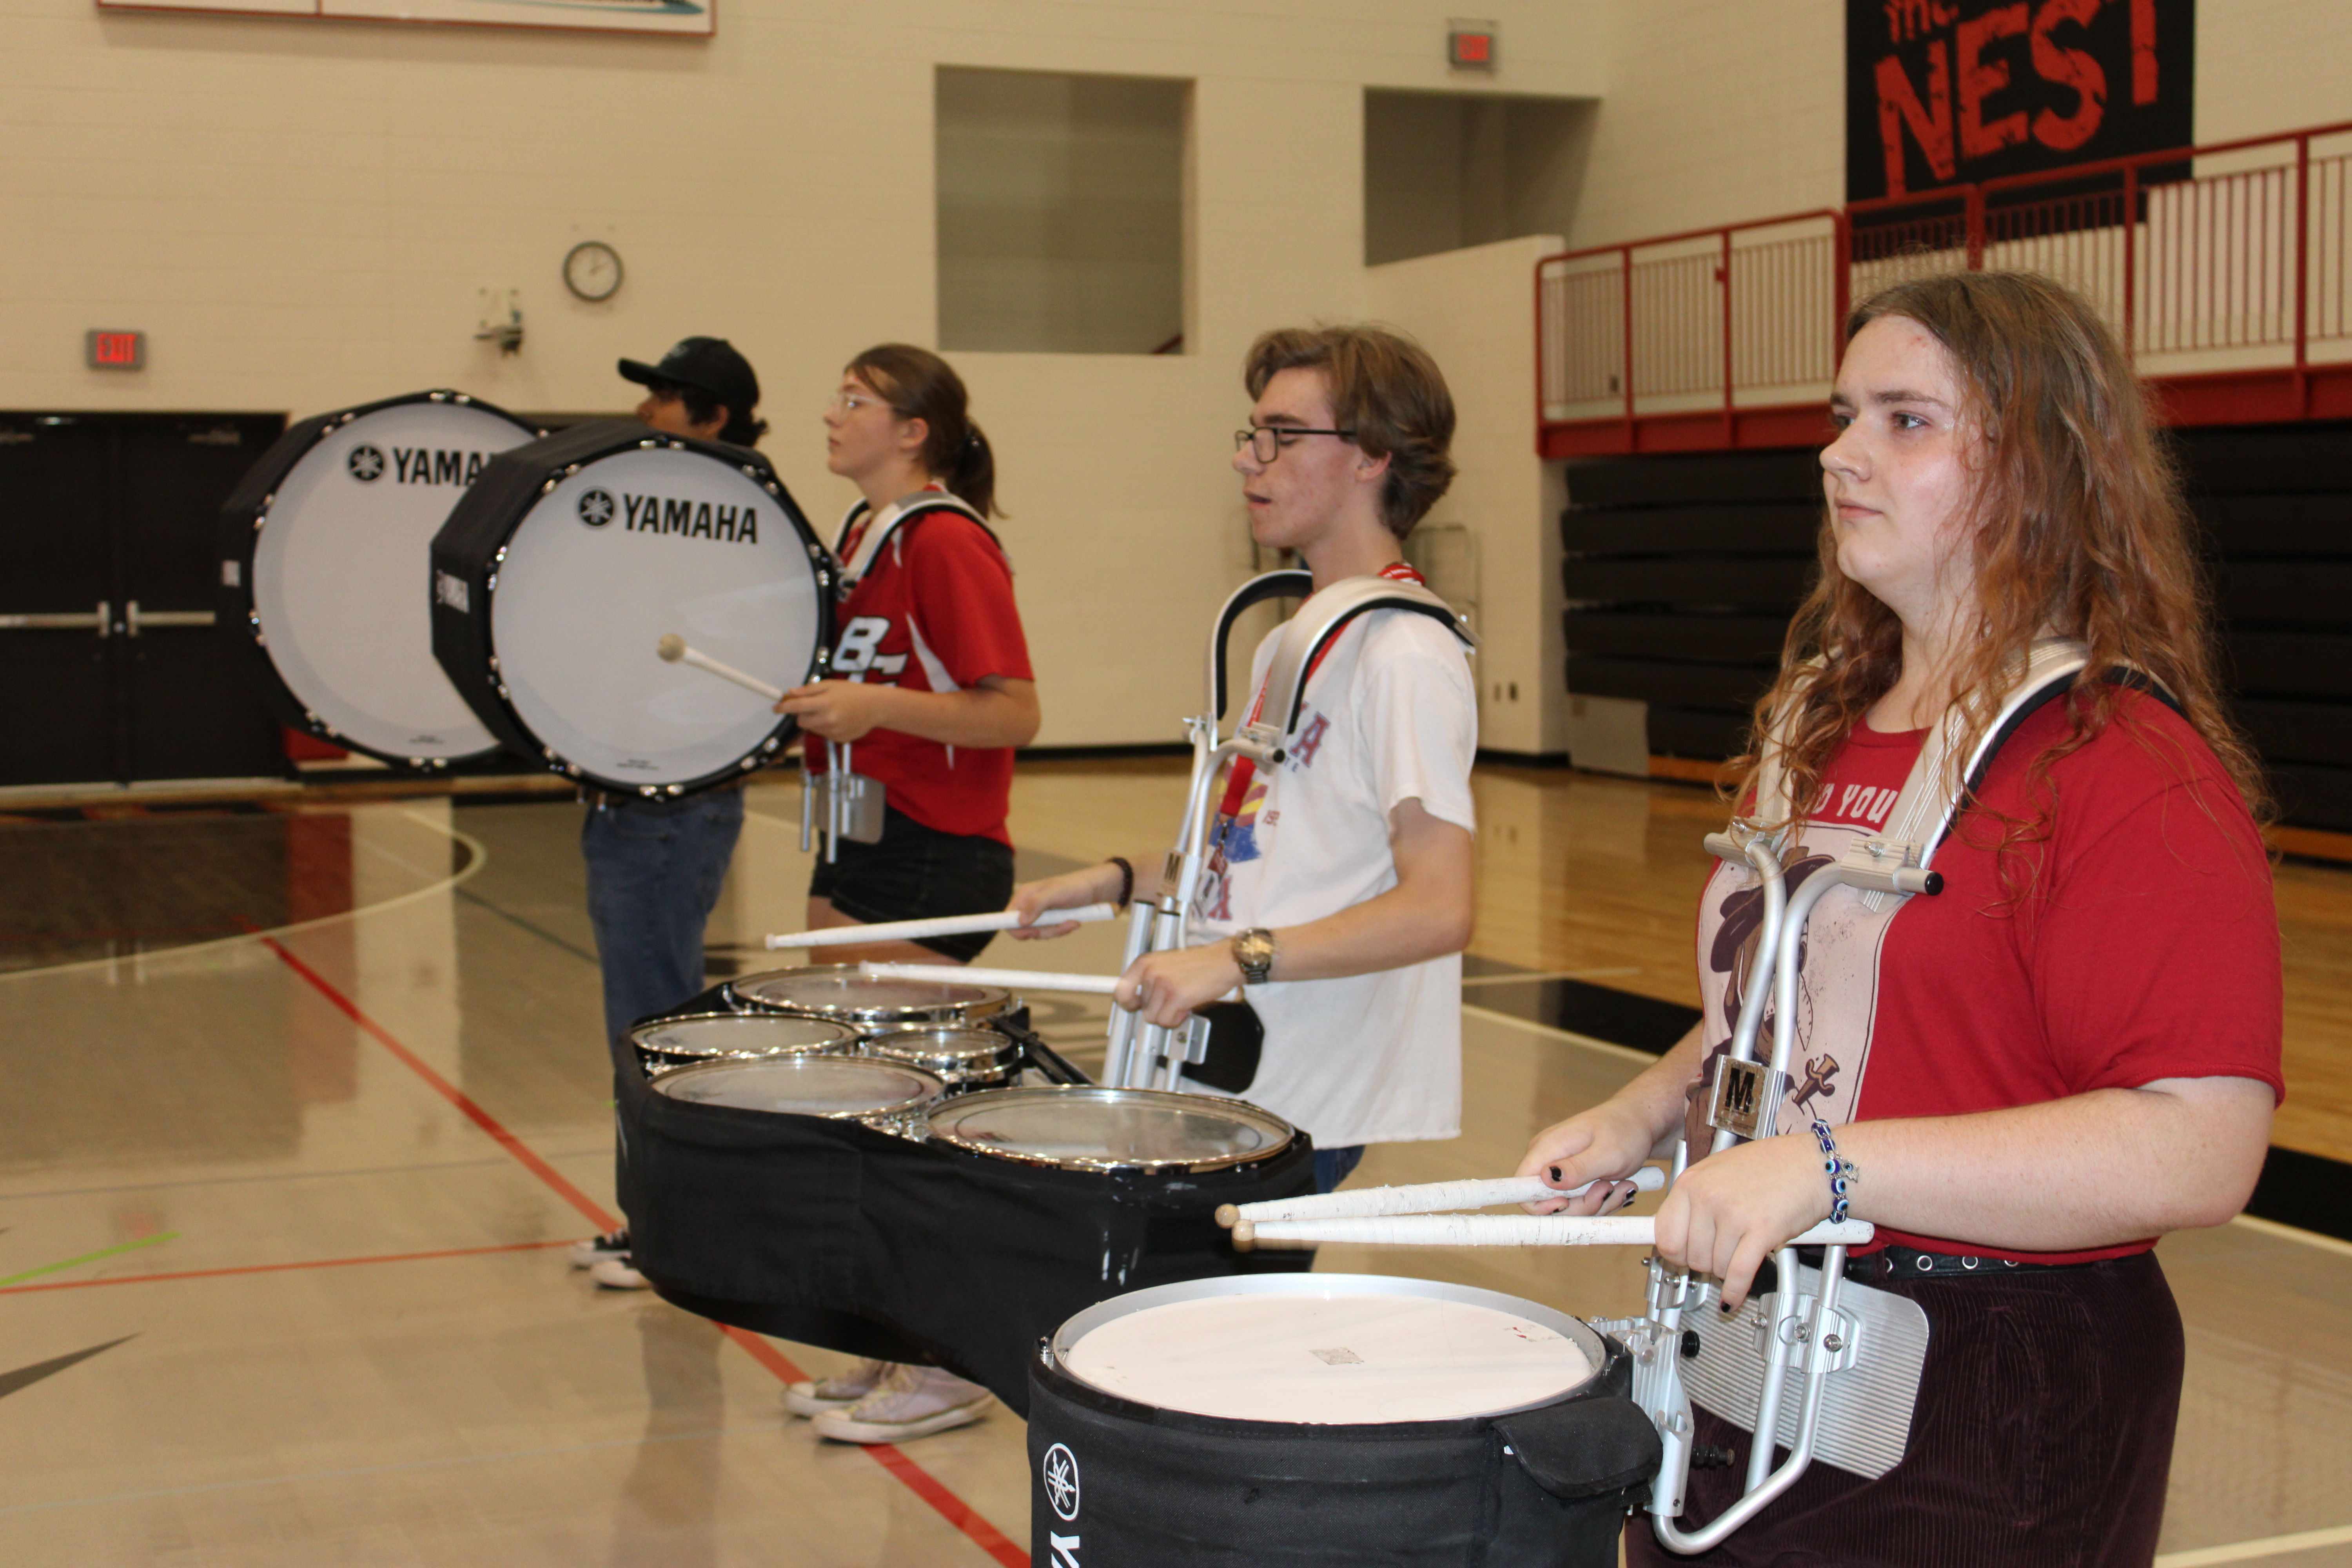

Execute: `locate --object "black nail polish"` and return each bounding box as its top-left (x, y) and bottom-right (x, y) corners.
top-left (1547, 1166), bottom-right (1562, 1182)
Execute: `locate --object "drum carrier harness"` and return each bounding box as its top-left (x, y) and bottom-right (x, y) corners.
top-left (802, 490), bottom-right (1005, 862)
top-left (1098, 568), bottom-right (1478, 1091)
top-left (1602, 634), bottom-right (2153, 1553)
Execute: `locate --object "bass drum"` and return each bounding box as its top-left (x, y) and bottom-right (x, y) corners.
top-left (428, 421), bottom-right (834, 795)
top-left (218, 390), bottom-right (543, 768)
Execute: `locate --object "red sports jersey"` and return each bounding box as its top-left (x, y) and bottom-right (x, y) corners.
top-left (1695, 691), bottom-right (2282, 1263)
top-left (804, 496), bottom-right (1033, 844)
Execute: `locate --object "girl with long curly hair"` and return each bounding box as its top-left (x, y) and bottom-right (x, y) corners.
top-left (1521, 272), bottom-right (2282, 1566)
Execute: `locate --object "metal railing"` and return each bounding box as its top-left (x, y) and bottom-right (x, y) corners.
top-left (1538, 119), bottom-right (2352, 450)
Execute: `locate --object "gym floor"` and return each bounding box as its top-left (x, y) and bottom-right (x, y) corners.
top-left (2, 760), bottom-right (2347, 1566)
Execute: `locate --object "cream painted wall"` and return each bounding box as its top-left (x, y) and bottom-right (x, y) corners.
top-left (2, 0), bottom-right (1612, 747)
top-left (1367, 233), bottom-right (1564, 757)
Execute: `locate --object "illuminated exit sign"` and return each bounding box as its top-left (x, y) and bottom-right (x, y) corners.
top-left (85, 330), bottom-right (146, 370)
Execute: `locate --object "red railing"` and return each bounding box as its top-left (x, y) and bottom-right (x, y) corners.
top-left (1537, 120), bottom-right (2352, 457)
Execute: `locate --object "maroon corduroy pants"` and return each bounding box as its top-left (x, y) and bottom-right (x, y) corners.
top-left (1625, 1251), bottom-right (2183, 1568)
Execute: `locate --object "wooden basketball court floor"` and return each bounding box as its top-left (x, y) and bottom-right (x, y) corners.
top-left (2, 759), bottom-right (2348, 1566)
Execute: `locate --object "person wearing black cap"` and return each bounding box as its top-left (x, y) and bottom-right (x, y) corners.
top-left (618, 336), bottom-right (770, 448)
top-left (569, 336), bottom-right (769, 1288)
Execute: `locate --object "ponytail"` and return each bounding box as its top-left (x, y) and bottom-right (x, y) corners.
top-left (844, 343), bottom-right (1000, 517)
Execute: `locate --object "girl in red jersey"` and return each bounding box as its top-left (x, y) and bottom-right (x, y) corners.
top-left (1523, 274), bottom-right (2282, 1567)
top-left (772, 344), bottom-right (1038, 1442)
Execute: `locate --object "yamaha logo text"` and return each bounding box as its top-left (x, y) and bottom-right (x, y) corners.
top-left (603, 491), bottom-right (762, 544)
top-left (349, 445), bottom-right (497, 486)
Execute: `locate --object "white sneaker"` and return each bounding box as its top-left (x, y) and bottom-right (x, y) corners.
top-left (784, 1359), bottom-right (890, 1417)
top-left (588, 1255), bottom-right (651, 1290)
top-left (568, 1229), bottom-right (630, 1269)
top-left (809, 1364), bottom-right (993, 1443)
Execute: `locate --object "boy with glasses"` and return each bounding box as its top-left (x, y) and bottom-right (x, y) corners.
top-left (1009, 323), bottom-right (1477, 1194)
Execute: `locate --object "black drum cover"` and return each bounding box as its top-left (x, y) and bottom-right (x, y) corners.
top-left (608, 1033), bottom-right (1317, 1412)
top-left (1027, 1315), bottom-right (1657, 1567)
top-left (218, 390), bottom-right (543, 768)
top-left (429, 421), bottom-right (834, 796)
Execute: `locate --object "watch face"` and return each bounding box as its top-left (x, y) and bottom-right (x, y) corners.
top-left (563, 240), bottom-right (623, 302)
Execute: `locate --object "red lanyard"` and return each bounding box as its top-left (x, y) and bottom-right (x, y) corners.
top-left (1212, 563), bottom-right (1425, 822)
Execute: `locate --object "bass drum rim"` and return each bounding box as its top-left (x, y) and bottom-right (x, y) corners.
top-left (218, 388), bottom-right (541, 771)
top-left (426, 420), bottom-right (835, 797)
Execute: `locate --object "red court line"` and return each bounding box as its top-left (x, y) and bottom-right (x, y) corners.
top-left (0, 1239), bottom-right (573, 1296)
top-left (254, 930), bottom-right (614, 1231)
top-left (255, 927), bottom-right (1028, 1568)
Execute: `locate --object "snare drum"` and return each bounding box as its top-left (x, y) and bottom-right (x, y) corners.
top-left (650, 1054), bottom-right (945, 1140)
top-left (219, 390), bottom-right (543, 768)
top-left (628, 1012), bottom-right (859, 1078)
top-left (725, 965), bottom-right (1015, 1031)
top-left (1029, 1275), bottom-right (1653, 1568)
top-left (858, 1026), bottom-right (1021, 1093)
top-left (926, 1086), bottom-right (1292, 1173)
top-left (428, 421), bottom-right (834, 795)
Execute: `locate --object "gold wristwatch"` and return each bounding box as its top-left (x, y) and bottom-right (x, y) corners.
top-left (1232, 927), bottom-right (1276, 986)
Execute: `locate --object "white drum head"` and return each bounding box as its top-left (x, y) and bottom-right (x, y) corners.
top-left (487, 448), bottom-right (825, 788)
top-left (1063, 1285), bottom-right (1595, 1425)
top-left (252, 400), bottom-right (535, 760)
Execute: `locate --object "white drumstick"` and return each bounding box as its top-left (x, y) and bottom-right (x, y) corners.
top-left (1216, 1167), bottom-right (1667, 1229)
top-left (766, 904), bottom-right (1120, 950)
top-left (1230, 1214), bottom-right (1874, 1251)
top-left (860, 961), bottom-right (1121, 995)
top-left (657, 633), bottom-right (785, 703)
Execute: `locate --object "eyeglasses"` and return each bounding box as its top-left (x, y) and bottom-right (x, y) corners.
top-left (1235, 425), bottom-right (1356, 464)
top-left (826, 390), bottom-right (888, 416)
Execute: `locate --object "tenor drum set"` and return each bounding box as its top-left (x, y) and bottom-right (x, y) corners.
top-left (213, 390), bottom-right (1933, 1564)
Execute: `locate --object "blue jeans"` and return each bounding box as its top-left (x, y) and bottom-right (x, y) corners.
top-left (1313, 1144), bottom-right (1365, 1195)
top-left (582, 790), bottom-right (746, 1048)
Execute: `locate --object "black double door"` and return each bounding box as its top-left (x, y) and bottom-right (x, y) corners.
top-left (0, 411), bottom-right (290, 788)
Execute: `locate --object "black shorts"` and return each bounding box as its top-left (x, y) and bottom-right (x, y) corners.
top-left (806, 805), bottom-right (1016, 962)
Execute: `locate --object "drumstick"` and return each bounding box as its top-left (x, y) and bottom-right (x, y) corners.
top-left (766, 904), bottom-right (1120, 950)
top-left (860, 961), bottom-right (1121, 995)
top-left (1214, 1167), bottom-right (1666, 1229)
top-left (1230, 1214), bottom-right (1874, 1252)
top-left (656, 633), bottom-right (785, 703)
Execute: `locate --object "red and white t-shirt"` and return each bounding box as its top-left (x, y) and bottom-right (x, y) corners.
top-left (804, 492), bottom-right (1033, 844)
top-left (1692, 690), bottom-right (2283, 1263)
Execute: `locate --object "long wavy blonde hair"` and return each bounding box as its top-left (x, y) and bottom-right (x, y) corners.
top-left (1724, 271), bottom-right (2267, 841)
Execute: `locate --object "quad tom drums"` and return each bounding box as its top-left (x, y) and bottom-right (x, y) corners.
top-left (650, 1054), bottom-right (945, 1140)
top-left (628, 1012), bottom-right (860, 1078)
top-left (219, 390), bottom-right (543, 768)
top-left (927, 1087), bottom-right (1293, 1173)
top-left (428, 421), bottom-right (834, 795)
top-left (725, 965), bottom-right (1016, 1033)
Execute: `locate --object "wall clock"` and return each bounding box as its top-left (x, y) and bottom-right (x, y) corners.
top-left (563, 240), bottom-right (624, 302)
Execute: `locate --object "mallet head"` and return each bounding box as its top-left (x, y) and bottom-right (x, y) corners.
top-left (656, 633), bottom-right (686, 663)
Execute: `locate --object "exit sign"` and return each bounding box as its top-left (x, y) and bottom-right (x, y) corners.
top-left (1448, 18), bottom-right (1495, 69)
top-left (86, 330), bottom-right (146, 370)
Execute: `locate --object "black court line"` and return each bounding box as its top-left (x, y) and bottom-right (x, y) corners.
top-left (1465, 955), bottom-right (2352, 1244)
top-left (0, 1336), bottom-right (136, 1402)
top-left (453, 886), bottom-right (601, 967)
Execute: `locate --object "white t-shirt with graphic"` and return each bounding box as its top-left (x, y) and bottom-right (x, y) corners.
top-left (1188, 610), bottom-right (1478, 1148)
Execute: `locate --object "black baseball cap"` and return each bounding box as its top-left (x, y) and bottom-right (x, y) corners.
top-left (619, 336), bottom-right (760, 415)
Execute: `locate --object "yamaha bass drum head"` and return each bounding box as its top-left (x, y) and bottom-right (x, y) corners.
top-left (218, 390), bottom-right (541, 767)
top-left (429, 422), bottom-right (834, 795)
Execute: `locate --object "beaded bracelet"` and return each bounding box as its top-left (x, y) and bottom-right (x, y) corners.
top-left (1107, 857), bottom-right (1135, 911)
top-left (1808, 1118), bottom-right (1858, 1225)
